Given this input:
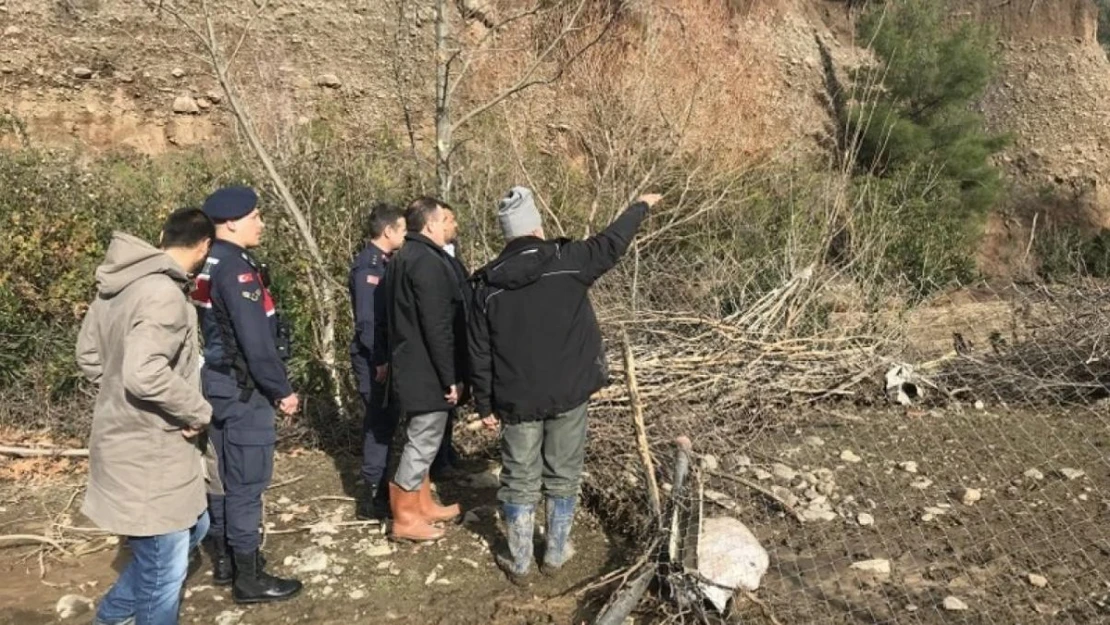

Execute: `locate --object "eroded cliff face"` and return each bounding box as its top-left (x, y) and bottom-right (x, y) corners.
top-left (1, 0), bottom-right (1108, 265)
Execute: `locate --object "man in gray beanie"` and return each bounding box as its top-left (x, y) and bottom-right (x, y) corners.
top-left (469, 186), bottom-right (662, 584)
top-left (497, 186), bottom-right (543, 239)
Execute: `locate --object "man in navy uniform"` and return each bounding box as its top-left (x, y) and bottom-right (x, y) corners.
top-left (349, 202), bottom-right (406, 520)
top-left (191, 186), bottom-right (302, 604)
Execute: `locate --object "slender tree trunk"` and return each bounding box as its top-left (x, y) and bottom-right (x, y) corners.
top-left (435, 0), bottom-right (453, 201)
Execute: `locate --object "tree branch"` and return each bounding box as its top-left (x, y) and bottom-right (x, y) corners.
top-left (450, 0), bottom-right (615, 134)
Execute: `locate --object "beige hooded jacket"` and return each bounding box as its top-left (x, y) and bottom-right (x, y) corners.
top-left (76, 232), bottom-right (212, 537)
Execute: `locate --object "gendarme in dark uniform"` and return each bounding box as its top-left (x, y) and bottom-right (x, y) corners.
top-left (190, 186), bottom-right (302, 604)
top-left (349, 239), bottom-right (393, 519)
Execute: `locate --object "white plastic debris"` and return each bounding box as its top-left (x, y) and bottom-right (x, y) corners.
top-left (696, 516), bottom-right (769, 612)
top-left (885, 364), bottom-right (922, 405)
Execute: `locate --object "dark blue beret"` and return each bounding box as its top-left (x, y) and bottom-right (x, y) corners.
top-left (202, 186), bottom-right (259, 222)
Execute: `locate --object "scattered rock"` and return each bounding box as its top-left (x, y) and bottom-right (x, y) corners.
top-left (910, 478), bottom-right (933, 490)
top-left (172, 95), bottom-right (200, 115)
top-left (771, 463), bottom-right (798, 482)
top-left (816, 481), bottom-right (836, 496)
top-left (71, 66), bottom-right (93, 79)
top-left (770, 485), bottom-right (800, 508)
top-left (171, 67), bottom-right (185, 78)
top-left (214, 610), bottom-right (244, 625)
top-left (1055, 468), bottom-right (1086, 481)
top-left (700, 454), bottom-right (720, 472)
top-left (733, 454), bottom-right (753, 468)
top-left (1024, 468), bottom-right (1045, 481)
top-left (357, 541), bottom-right (393, 558)
top-left (973, 400), bottom-right (985, 410)
top-left (1028, 573), bottom-right (1049, 588)
top-left (425, 571), bottom-right (438, 585)
top-left (321, 586), bottom-right (334, 597)
top-left (206, 90), bottom-right (222, 103)
top-left (857, 513), bottom-right (875, 526)
top-left (850, 559), bottom-right (891, 576)
top-left (801, 508), bottom-right (838, 522)
top-left (751, 468), bottom-right (773, 481)
top-left (277, 496), bottom-right (292, 506)
top-left (55, 595), bottom-right (93, 619)
top-left (803, 436), bottom-right (824, 447)
top-left (943, 596), bottom-right (969, 611)
top-left (291, 547), bottom-right (330, 574)
top-left (897, 461), bottom-right (918, 474)
top-left (953, 487), bottom-right (982, 506)
top-left (4, 26), bottom-right (22, 36)
top-left (348, 589), bottom-right (366, 600)
top-left (840, 450), bottom-right (862, 463)
top-left (312, 535), bottom-right (335, 548)
top-left (377, 561), bottom-right (393, 570)
top-left (316, 73), bottom-right (342, 88)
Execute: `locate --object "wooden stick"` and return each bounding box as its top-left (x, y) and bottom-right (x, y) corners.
top-left (708, 470), bottom-right (805, 524)
top-left (266, 520), bottom-right (382, 536)
top-left (0, 535), bottom-right (75, 556)
top-left (745, 591), bottom-right (785, 625)
top-left (621, 326), bottom-right (661, 519)
top-left (0, 446), bottom-right (88, 458)
top-left (267, 475), bottom-right (304, 490)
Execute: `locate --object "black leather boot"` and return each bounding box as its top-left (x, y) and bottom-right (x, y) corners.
top-left (356, 482), bottom-right (390, 521)
top-left (204, 535), bottom-right (233, 586)
top-left (231, 550), bottom-right (303, 604)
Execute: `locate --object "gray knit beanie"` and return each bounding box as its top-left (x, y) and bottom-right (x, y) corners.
top-left (497, 186), bottom-right (542, 239)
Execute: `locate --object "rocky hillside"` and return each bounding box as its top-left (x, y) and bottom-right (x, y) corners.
top-left (1, 0), bottom-right (1108, 245)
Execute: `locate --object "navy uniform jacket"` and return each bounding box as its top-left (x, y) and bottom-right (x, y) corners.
top-left (348, 243), bottom-right (389, 394)
top-left (190, 239), bottom-right (292, 403)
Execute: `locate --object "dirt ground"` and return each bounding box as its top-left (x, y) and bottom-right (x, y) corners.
top-left (722, 404), bottom-right (1110, 624)
top-left (4, 403), bottom-right (1110, 625)
top-left (0, 452), bottom-right (625, 625)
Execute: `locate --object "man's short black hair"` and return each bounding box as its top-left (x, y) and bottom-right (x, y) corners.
top-left (366, 202), bottom-right (405, 240)
top-left (161, 207), bottom-right (215, 249)
top-left (405, 197), bottom-right (451, 233)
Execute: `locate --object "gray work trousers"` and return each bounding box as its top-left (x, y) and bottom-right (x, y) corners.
top-left (394, 410), bottom-right (449, 491)
top-left (498, 402), bottom-right (588, 505)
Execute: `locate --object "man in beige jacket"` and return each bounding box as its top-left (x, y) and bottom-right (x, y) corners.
top-left (76, 208), bottom-right (215, 625)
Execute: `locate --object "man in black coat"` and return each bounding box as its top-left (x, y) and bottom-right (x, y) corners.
top-left (382, 197), bottom-right (467, 541)
top-left (468, 186), bottom-right (661, 583)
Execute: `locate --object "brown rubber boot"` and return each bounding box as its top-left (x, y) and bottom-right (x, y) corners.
top-left (419, 475), bottom-right (461, 523)
top-left (389, 482), bottom-right (445, 542)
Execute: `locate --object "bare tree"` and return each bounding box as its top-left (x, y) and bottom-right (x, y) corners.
top-left (151, 0), bottom-right (346, 410)
top-left (412, 0), bottom-right (623, 200)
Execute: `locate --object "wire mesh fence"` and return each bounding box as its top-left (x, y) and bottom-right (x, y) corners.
top-left (577, 252), bottom-right (1110, 624)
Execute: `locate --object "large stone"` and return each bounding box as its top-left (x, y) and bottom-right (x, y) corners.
top-left (697, 516), bottom-right (769, 611)
top-left (173, 95), bottom-right (200, 114)
top-left (771, 463), bottom-right (798, 482)
top-left (316, 73), bottom-right (342, 88)
top-left (840, 450), bottom-right (862, 463)
top-left (943, 596), bottom-right (969, 611)
top-left (850, 559), bottom-right (891, 576)
top-left (55, 595), bottom-right (93, 619)
top-left (1028, 573), bottom-right (1049, 588)
top-left (897, 461), bottom-right (919, 474)
top-left (71, 66), bottom-right (93, 79)
top-left (953, 487), bottom-right (982, 506)
top-left (1055, 468), bottom-right (1086, 481)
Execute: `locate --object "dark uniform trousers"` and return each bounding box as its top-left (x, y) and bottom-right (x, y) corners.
top-left (204, 370), bottom-right (276, 554)
top-left (356, 371), bottom-right (396, 490)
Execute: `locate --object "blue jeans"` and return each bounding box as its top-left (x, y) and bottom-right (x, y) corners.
top-left (95, 512), bottom-right (209, 625)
